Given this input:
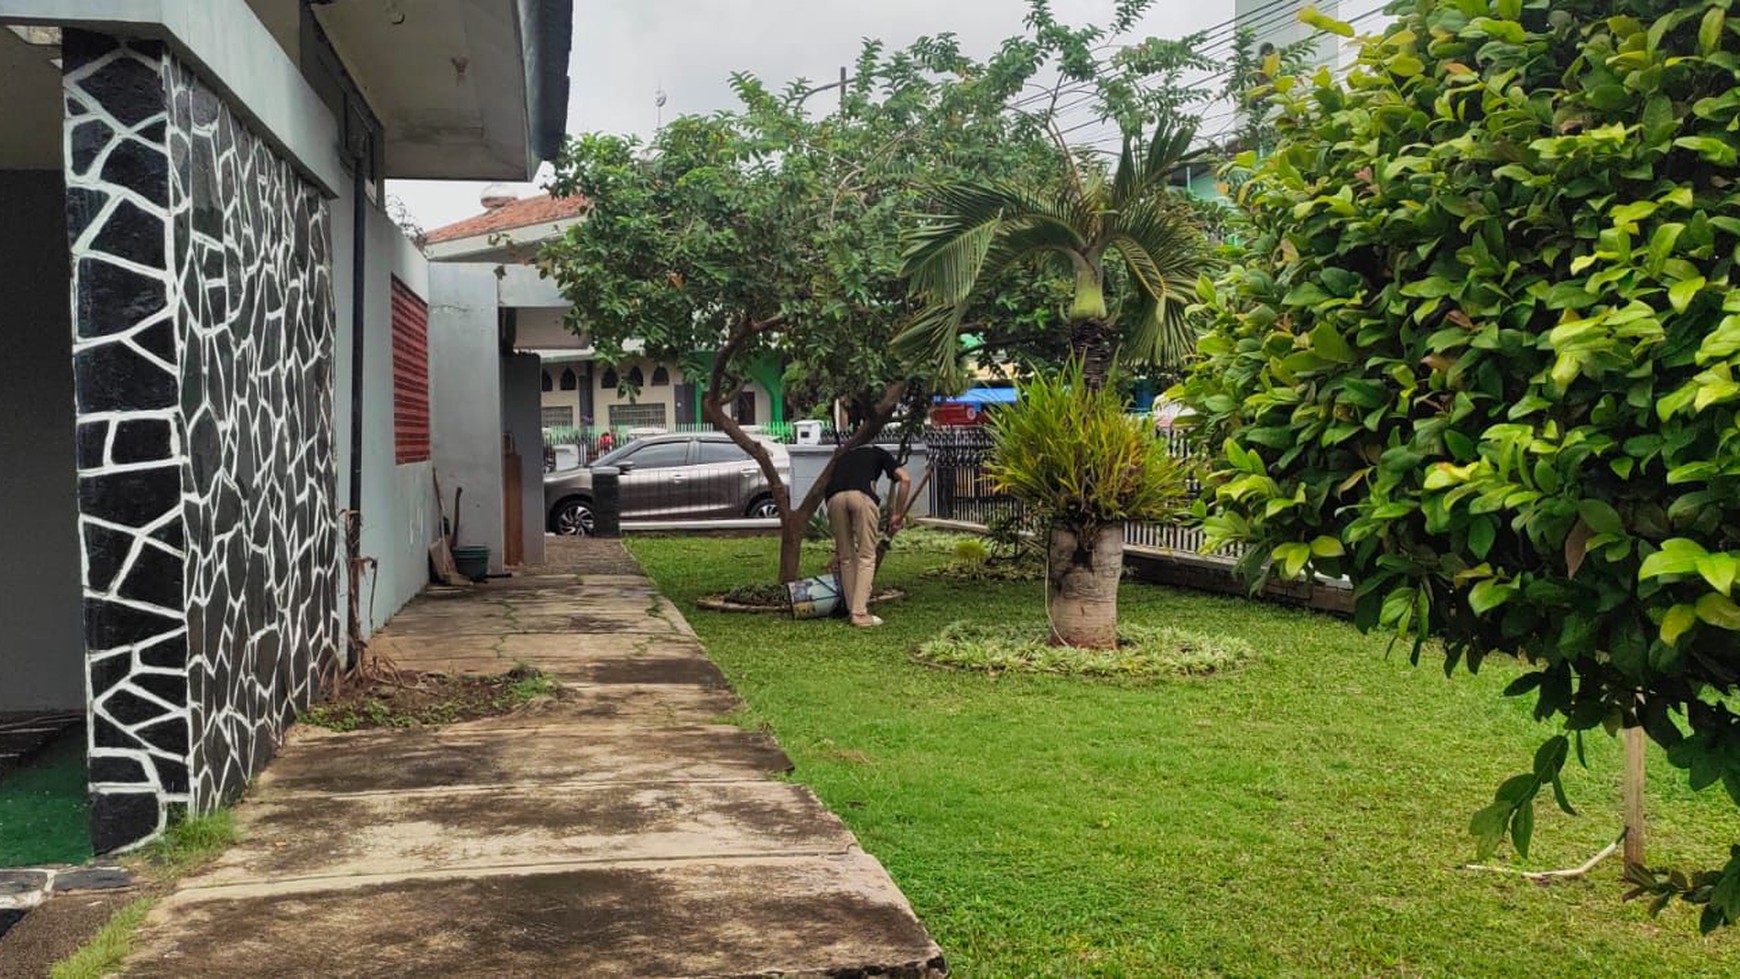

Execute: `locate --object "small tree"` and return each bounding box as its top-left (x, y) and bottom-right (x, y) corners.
top-left (990, 361), bottom-right (1190, 647)
top-left (544, 4), bottom-right (1219, 583)
top-left (900, 121), bottom-right (1214, 391)
top-left (1180, 0), bottom-right (1740, 928)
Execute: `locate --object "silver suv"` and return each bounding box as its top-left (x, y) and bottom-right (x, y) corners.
top-left (544, 432), bottom-right (790, 535)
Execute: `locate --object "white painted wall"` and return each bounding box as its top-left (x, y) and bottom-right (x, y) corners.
top-left (333, 181), bottom-right (440, 638)
top-left (428, 263), bottom-right (507, 573)
top-left (0, 170), bottom-right (84, 712)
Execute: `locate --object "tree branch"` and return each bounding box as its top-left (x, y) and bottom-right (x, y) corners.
top-left (1461, 830), bottom-right (1626, 885)
top-left (795, 379), bottom-right (909, 517)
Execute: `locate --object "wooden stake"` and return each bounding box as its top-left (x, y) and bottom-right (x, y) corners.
top-left (1623, 724), bottom-right (1647, 868)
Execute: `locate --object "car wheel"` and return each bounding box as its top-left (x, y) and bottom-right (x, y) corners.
top-left (746, 496), bottom-right (780, 519)
top-left (552, 498), bottom-right (595, 536)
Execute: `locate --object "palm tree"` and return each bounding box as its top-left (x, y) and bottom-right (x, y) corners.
top-left (898, 121), bottom-right (1211, 389)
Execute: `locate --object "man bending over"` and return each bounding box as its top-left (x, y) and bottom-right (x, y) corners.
top-left (824, 443), bottom-right (910, 628)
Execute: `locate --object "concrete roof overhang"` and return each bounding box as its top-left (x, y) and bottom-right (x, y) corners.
top-left (312, 0), bottom-right (571, 180)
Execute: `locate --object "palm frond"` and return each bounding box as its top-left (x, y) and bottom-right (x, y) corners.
top-left (1110, 120), bottom-right (1198, 210)
top-left (1122, 286), bottom-right (1201, 368)
top-left (902, 177), bottom-right (1096, 322)
top-left (892, 301), bottom-right (972, 389)
top-left (981, 219), bottom-right (1087, 273)
top-left (1108, 200), bottom-right (1213, 367)
top-left (903, 212), bottom-right (1004, 305)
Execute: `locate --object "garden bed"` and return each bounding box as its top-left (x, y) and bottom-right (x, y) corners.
top-left (914, 621), bottom-right (1253, 679)
top-left (301, 668), bottom-right (560, 732)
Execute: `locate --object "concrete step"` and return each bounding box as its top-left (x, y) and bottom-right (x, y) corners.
top-left (258, 726), bottom-right (791, 798)
top-left (183, 781), bottom-right (857, 891)
top-left (126, 854), bottom-right (946, 979)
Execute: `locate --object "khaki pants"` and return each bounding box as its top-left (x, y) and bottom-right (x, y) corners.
top-left (828, 491), bottom-right (880, 618)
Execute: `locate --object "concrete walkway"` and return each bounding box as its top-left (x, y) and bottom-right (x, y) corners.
top-left (122, 540), bottom-right (945, 977)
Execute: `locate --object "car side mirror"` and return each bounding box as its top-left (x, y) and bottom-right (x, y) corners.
top-left (617, 461), bottom-right (635, 473)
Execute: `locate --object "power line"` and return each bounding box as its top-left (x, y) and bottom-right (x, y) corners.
top-left (997, 0), bottom-right (1318, 119)
top-left (1061, 4), bottom-right (1391, 152)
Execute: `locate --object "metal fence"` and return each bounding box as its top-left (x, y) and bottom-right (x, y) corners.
top-left (923, 424), bottom-right (1226, 558)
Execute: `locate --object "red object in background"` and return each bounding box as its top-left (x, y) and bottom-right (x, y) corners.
top-left (390, 277), bottom-right (430, 464)
top-left (928, 403), bottom-right (985, 426)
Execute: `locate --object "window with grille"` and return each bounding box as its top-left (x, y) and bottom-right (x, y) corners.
top-left (608, 403), bottom-right (667, 429)
top-left (390, 278), bottom-right (430, 464)
top-left (541, 406), bottom-right (574, 429)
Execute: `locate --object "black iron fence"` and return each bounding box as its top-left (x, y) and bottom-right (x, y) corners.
top-left (923, 424), bottom-right (1229, 558)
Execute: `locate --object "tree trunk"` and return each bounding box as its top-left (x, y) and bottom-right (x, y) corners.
top-left (1046, 524), bottom-right (1124, 649)
top-left (701, 320), bottom-right (907, 584)
top-left (1069, 318), bottom-right (1117, 390)
top-left (778, 511), bottom-right (808, 584)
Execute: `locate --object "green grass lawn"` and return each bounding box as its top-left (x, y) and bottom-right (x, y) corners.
top-left (0, 731), bottom-right (91, 867)
top-left (630, 535), bottom-right (1740, 977)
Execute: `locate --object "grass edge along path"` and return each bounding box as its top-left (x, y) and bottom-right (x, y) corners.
top-left (46, 808), bottom-right (239, 977)
top-left (629, 534), bottom-right (1740, 978)
top-left (48, 897), bottom-right (153, 979)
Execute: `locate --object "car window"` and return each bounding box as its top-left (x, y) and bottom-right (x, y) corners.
top-left (696, 441), bottom-right (752, 465)
top-left (621, 441), bottom-right (690, 470)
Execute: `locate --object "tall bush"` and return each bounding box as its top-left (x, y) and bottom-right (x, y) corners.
top-left (1179, 0), bottom-right (1740, 928)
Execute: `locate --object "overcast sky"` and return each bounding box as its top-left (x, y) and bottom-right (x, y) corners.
top-left (390, 0), bottom-right (1382, 231)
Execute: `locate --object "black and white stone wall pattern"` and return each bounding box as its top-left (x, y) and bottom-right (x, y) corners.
top-left (164, 57), bottom-right (342, 812)
top-left (62, 32), bottom-right (341, 852)
top-left (64, 32), bottom-right (193, 852)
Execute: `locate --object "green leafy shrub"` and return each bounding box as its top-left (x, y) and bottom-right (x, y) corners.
top-left (1179, 0), bottom-right (1740, 928)
top-left (954, 538), bottom-right (991, 566)
top-left (916, 620), bottom-right (1254, 679)
top-left (985, 509), bottom-right (1045, 562)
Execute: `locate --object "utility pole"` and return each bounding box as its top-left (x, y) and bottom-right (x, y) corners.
top-left (801, 66), bottom-right (853, 115)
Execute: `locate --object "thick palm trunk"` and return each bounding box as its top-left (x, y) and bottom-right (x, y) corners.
top-left (1046, 524), bottom-right (1124, 648)
top-left (1069, 318), bottom-right (1117, 391)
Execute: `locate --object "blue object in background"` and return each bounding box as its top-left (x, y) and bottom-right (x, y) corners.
top-left (942, 386), bottom-right (1018, 406)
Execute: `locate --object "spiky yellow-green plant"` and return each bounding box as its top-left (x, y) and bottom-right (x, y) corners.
top-left (987, 361), bottom-right (1190, 647)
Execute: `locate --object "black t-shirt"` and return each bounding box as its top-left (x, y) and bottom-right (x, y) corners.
top-left (825, 445), bottom-right (900, 503)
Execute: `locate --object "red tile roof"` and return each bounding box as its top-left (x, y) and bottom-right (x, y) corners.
top-left (424, 193), bottom-right (589, 244)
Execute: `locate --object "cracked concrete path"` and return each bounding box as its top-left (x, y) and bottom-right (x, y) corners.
top-left (121, 539), bottom-right (945, 977)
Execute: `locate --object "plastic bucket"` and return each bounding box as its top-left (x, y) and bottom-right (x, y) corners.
top-left (786, 573), bottom-right (842, 620)
top-left (452, 546), bottom-right (490, 581)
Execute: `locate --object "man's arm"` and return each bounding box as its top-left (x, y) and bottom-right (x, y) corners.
top-left (888, 465), bottom-right (912, 533)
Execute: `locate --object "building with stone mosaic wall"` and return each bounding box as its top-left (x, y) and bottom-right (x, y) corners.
top-left (0, 0), bottom-right (572, 853)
